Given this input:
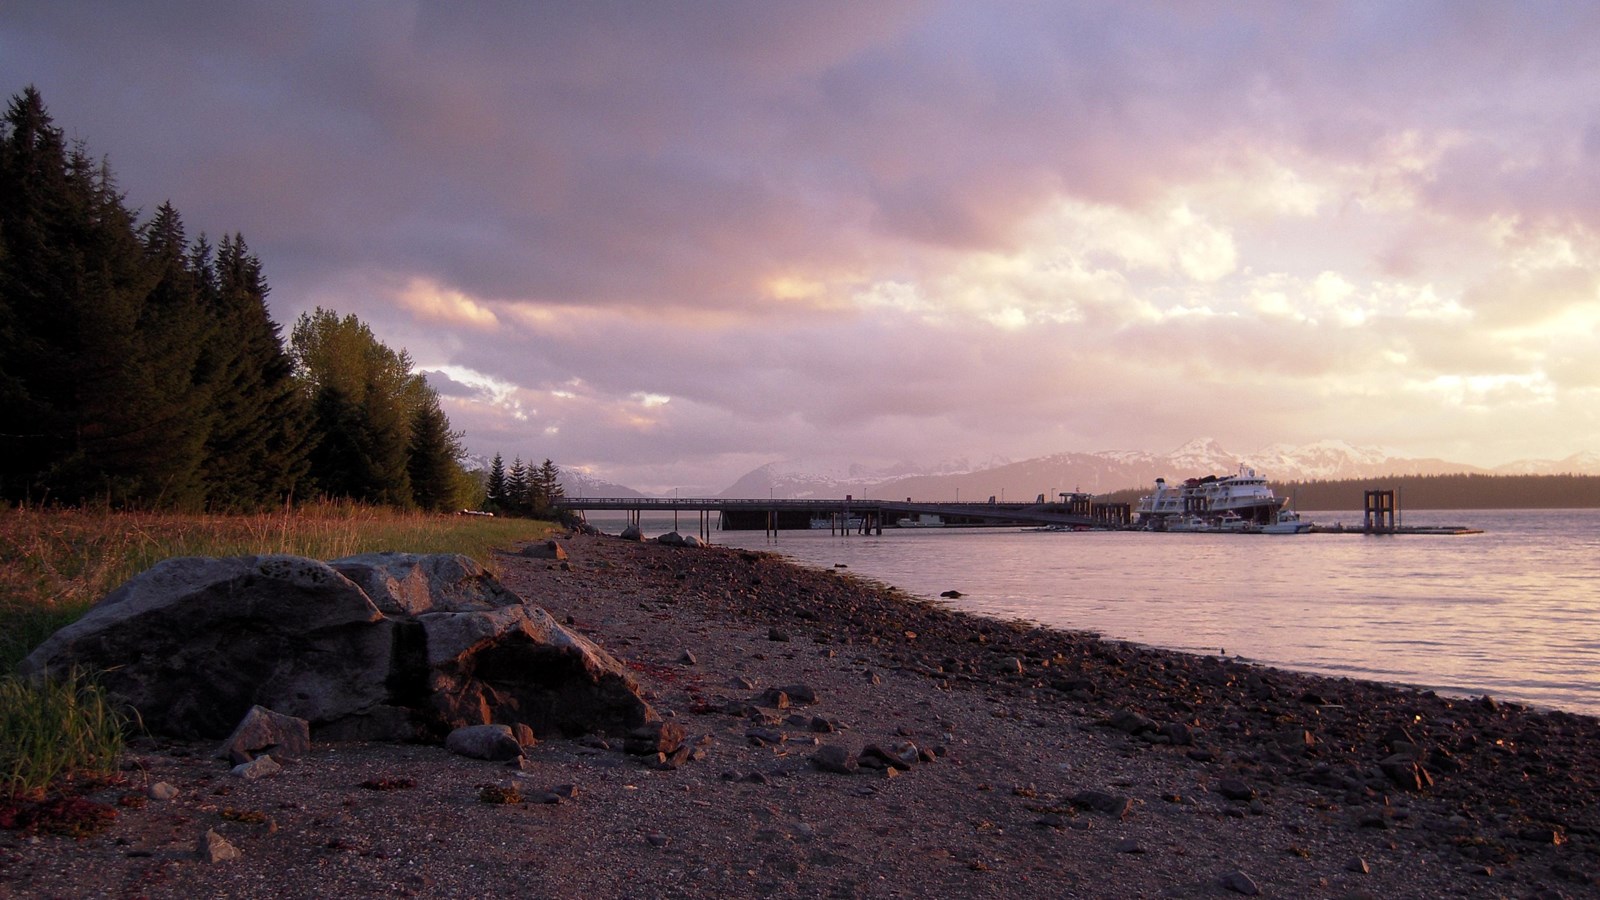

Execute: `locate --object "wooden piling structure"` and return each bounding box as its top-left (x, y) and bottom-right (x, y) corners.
top-left (1363, 489), bottom-right (1396, 533)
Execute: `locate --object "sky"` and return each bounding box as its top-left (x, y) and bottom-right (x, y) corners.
top-left (4, 2), bottom-right (1599, 493)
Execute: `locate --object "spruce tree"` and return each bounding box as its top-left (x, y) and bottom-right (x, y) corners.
top-left (507, 456), bottom-right (530, 516)
top-left (130, 202), bottom-right (214, 507)
top-left (485, 452), bottom-right (507, 511)
top-left (0, 87), bottom-right (183, 505)
top-left (201, 234), bottom-right (312, 508)
top-left (406, 391), bottom-right (463, 512)
top-left (531, 458), bottom-right (563, 518)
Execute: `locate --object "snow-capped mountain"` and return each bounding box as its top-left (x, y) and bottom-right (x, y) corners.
top-left (719, 456), bottom-right (1004, 500)
top-left (1492, 451), bottom-right (1600, 476)
top-left (556, 468), bottom-right (652, 499)
top-left (552, 440), bottom-right (1600, 500)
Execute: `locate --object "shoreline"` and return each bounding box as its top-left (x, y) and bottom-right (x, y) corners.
top-left (706, 516), bottom-right (1596, 720)
top-left (3, 531), bottom-right (1596, 897)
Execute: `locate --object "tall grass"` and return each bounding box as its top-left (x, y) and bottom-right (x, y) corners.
top-left (0, 502), bottom-right (556, 673)
top-left (0, 668), bottom-right (126, 799)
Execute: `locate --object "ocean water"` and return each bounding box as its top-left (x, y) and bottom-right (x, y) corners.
top-left (597, 509), bottom-right (1600, 717)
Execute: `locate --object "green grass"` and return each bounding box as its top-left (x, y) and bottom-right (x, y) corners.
top-left (0, 668), bottom-right (126, 800)
top-left (0, 504), bottom-right (555, 798)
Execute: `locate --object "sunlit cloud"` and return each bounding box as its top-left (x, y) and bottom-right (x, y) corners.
top-left (396, 277), bottom-right (499, 329)
top-left (10, 3), bottom-right (1600, 488)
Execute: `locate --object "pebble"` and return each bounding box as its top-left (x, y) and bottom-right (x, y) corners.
top-left (147, 781), bottom-right (179, 801)
top-left (1218, 869), bottom-right (1260, 895)
top-left (230, 756), bottom-right (282, 780)
top-left (198, 828), bottom-right (241, 863)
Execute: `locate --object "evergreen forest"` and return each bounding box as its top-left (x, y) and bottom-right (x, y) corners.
top-left (0, 87), bottom-right (478, 511)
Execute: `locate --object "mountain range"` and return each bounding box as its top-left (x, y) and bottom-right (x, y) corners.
top-left (639, 439), bottom-right (1600, 501)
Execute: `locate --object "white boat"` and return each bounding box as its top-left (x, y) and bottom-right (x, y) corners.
top-left (1262, 509), bottom-right (1313, 534)
top-left (1137, 465), bottom-right (1286, 528)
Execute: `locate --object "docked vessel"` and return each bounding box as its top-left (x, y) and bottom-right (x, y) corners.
top-left (1137, 465), bottom-right (1286, 529)
top-left (1261, 509), bottom-right (1313, 534)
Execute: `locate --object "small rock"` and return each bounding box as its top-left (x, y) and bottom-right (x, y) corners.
top-left (1345, 857), bottom-right (1370, 874)
top-left (520, 540), bottom-right (568, 560)
top-left (679, 650), bottom-right (697, 665)
top-left (1115, 838), bottom-right (1146, 854)
top-left (990, 657), bottom-right (1024, 676)
top-left (812, 745), bottom-right (858, 774)
top-left (1219, 870), bottom-right (1260, 895)
top-left (217, 705), bottom-right (310, 765)
top-left (746, 727), bottom-right (787, 747)
top-left (760, 688), bottom-right (791, 709)
top-left (230, 756), bottom-right (282, 780)
top-left (199, 828), bottom-right (241, 863)
top-left (1158, 722), bottom-right (1195, 745)
top-left (625, 721), bottom-right (687, 756)
top-left (940, 590), bottom-right (962, 598)
top-left (778, 683), bottom-right (818, 704)
top-left (148, 782), bottom-right (179, 801)
top-left (1108, 709), bottom-right (1157, 735)
top-left (1217, 779), bottom-right (1256, 802)
top-left (511, 723), bottom-right (537, 748)
top-left (646, 832), bottom-right (670, 847)
top-left (1070, 790), bottom-right (1132, 818)
top-left (446, 724), bottom-right (523, 761)
top-left (768, 627), bottom-right (790, 642)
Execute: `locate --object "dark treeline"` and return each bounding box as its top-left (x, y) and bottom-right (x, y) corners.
top-left (1273, 473), bottom-right (1600, 511)
top-left (0, 87), bottom-right (473, 511)
top-left (481, 454), bottom-right (564, 518)
top-left (1101, 473), bottom-right (1600, 510)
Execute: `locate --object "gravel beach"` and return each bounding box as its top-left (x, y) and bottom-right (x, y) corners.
top-left (2, 531), bottom-right (1596, 898)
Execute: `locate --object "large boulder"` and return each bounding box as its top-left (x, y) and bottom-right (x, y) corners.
top-left (20, 555), bottom-right (392, 738)
top-left (21, 553), bottom-right (655, 743)
top-left (330, 551), bottom-right (523, 616)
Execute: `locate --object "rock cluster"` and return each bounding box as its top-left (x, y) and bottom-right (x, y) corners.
top-left (20, 551), bottom-right (655, 743)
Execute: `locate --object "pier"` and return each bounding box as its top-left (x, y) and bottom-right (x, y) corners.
top-left (554, 496), bottom-right (1131, 535)
top-left (554, 489), bottom-right (1478, 536)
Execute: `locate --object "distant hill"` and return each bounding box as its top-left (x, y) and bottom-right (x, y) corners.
top-left (556, 468), bottom-right (653, 499)
top-left (571, 438), bottom-right (1600, 507)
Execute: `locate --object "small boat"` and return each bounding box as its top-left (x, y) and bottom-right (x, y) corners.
top-left (896, 514), bottom-right (944, 528)
top-left (1262, 510), bottom-right (1313, 534)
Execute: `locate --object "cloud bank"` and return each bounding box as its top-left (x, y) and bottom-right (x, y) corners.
top-left (5, 2), bottom-right (1598, 491)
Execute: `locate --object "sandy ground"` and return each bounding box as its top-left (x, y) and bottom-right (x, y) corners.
top-left (1, 532), bottom-right (1596, 898)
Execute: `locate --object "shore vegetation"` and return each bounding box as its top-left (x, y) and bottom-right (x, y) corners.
top-left (0, 504), bottom-right (554, 799)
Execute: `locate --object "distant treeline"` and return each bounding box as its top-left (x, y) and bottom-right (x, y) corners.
top-left (0, 87), bottom-right (474, 511)
top-left (1102, 473), bottom-right (1600, 510)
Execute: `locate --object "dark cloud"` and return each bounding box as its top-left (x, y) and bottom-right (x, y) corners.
top-left (5, 2), bottom-right (1599, 486)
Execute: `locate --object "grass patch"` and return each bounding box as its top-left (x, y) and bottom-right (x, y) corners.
top-left (0, 669), bottom-right (126, 801)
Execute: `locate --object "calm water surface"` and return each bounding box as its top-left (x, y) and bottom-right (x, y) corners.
top-left (632, 509), bottom-right (1599, 716)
